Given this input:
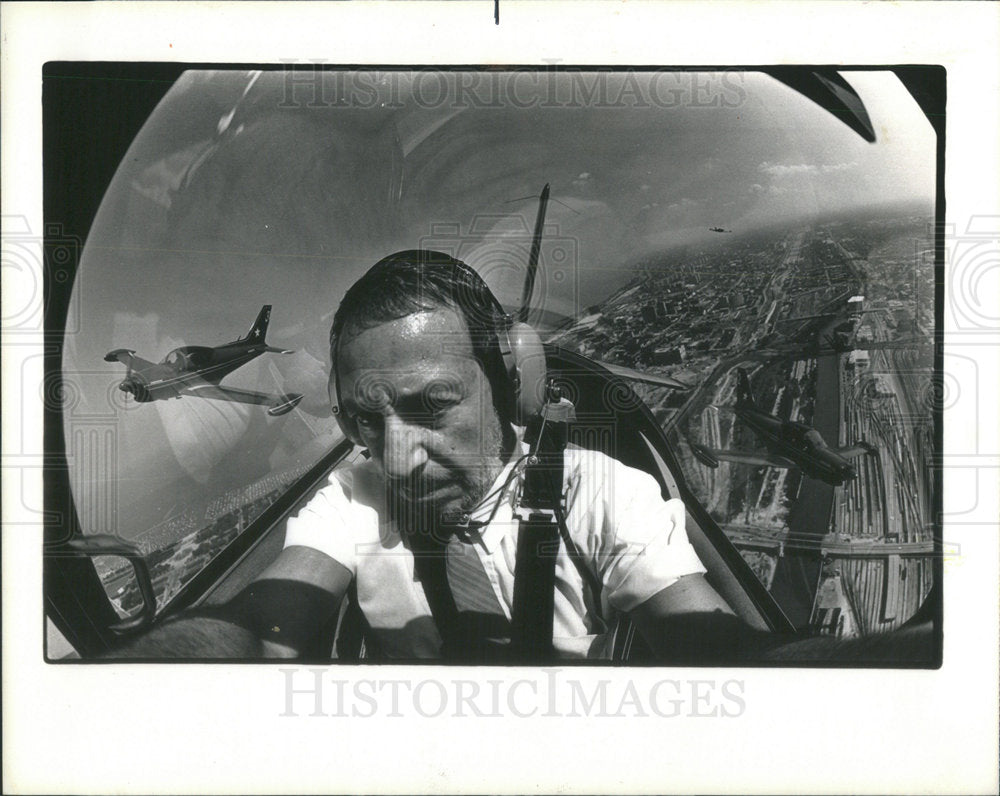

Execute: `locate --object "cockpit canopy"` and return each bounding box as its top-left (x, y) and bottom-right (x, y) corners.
top-left (162, 346), bottom-right (213, 371)
top-left (803, 428), bottom-right (826, 448)
top-left (54, 67), bottom-right (938, 653)
top-left (779, 422), bottom-right (826, 449)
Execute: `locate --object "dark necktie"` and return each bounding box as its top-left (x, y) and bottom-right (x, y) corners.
top-left (411, 524), bottom-right (511, 661)
top-left (445, 531), bottom-right (506, 616)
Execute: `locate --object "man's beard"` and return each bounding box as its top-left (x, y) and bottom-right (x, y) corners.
top-left (387, 415), bottom-right (511, 531)
top-left (435, 416), bottom-right (507, 518)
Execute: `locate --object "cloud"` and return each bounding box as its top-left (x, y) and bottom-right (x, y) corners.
top-left (759, 161), bottom-right (817, 177)
top-left (820, 162), bottom-right (858, 174)
top-left (666, 197), bottom-right (698, 210)
top-left (758, 160), bottom-right (858, 178)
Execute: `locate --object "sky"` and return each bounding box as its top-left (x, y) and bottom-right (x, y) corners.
top-left (61, 68), bottom-right (937, 538)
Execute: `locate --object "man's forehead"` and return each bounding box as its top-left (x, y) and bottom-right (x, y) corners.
top-left (337, 308), bottom-right (479, 376)
top-left (347, 307), bottom-right (464, 339)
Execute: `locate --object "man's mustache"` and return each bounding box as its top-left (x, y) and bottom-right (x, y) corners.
top-left (386, 471), bottom-right (462, 497)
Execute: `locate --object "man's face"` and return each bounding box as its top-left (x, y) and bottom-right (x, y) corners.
top-left (333, 307), bottom-right (507, 519)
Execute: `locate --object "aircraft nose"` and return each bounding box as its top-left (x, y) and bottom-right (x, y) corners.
top-left (118, 378), bottom-right (147, 402)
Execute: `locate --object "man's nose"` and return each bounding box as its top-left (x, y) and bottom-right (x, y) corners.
top-left (381, 414), bottom-right (429, 480)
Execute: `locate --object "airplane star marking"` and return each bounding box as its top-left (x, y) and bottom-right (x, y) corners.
top-left (104, 305), bottom-right (303, 416)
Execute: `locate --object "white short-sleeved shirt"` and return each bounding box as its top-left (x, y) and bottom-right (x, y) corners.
top-left (283, 443), bottom-right (706, 659)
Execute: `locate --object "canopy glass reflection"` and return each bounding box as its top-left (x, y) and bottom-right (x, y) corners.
top-left (63, 68), bottom-right (936, 632)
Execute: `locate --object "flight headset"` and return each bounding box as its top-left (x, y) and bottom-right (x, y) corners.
top-left (329, 253), bottom-right (548, 445)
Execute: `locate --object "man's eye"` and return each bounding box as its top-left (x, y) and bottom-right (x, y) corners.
top-left (397, 408), bottom-right (449, 428)
top-left (426, 400), bottom-right (458, 418)
top-left (425, 405), bottom-right (453, 427)
top-left (423, 381), bottom-right (462, 414)
top-left (355, 413), bottom-right (383, 431)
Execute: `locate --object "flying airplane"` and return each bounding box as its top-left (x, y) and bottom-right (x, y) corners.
top-left (690, 368), bottom-right (874, 486)
top-left (793, 317), bottom-right (929, 357)
top-left (803, 333), bottom-right (930, 357)
top-left (104, 305), bottom-right (303, 416)
top-left (709, 226), bottom-right (731, 233)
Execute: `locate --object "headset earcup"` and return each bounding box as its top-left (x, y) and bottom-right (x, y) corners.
top-left (506, 321), bottom-right (548, 424)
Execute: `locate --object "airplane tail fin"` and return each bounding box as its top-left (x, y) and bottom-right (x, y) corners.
top-left (241, 305), bottom-right (272, 343)
top-left (735, 368), bottom-right (755, 408)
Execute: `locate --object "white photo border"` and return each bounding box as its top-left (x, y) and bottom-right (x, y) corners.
top-left (3, 2), bottom-right (998, 794)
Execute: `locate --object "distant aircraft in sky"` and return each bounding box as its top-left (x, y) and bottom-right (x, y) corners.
top-left (690, 368), bottom-right (873, 486)
top-left (709, 226), bottom-right (731, 233)
top-left (104, 305), bottom-right (303, 416)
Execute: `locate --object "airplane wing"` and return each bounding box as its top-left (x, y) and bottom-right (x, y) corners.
top-left (836, 443), bottom-right (875, 460)
top-left (181, 383), bottom-right (303, 416)
top-left (103, 349), bottom-right (157, 372)
top-left (690, 442), bottom-right (797, 470)
top-left (595, 360), bottom-right (693, 391)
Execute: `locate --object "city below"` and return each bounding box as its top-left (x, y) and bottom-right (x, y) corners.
top-left (550, 205), bottom-right (935, 636)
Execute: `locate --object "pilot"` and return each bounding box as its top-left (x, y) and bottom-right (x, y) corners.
top-left (115, 250), bottom-right (932, 663)
top-left (275, 249), bottom-right (736, 661)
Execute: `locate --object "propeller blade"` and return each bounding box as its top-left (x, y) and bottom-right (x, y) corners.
top-left (517, 183), bottom-right (550, 324)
